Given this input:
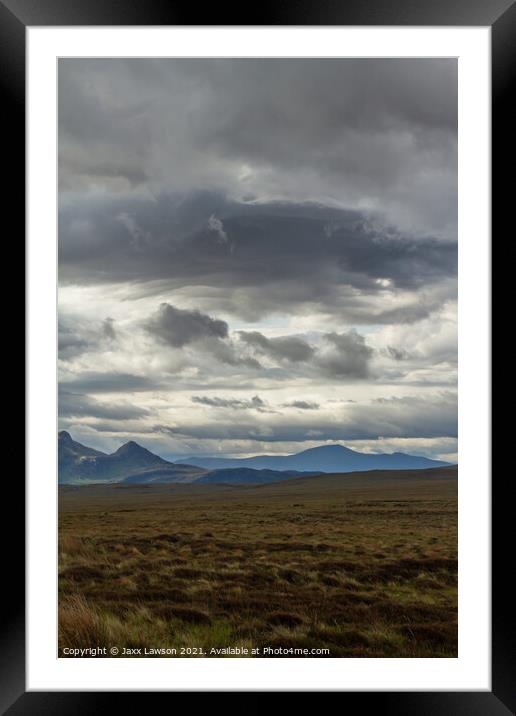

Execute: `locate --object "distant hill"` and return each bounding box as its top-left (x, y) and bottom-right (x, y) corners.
top-left (58, 432), bottom-right (452, 485)
top-left (59, 465), bottom-right (458, 500)
top-left (58, 431), bottom-right (107, 483)
top-left (258, 464), bottom-right (458, 492)
top-left (58, 431), bottom-right (205, 484)
top-left (195, 468), bottom-right (318, 485)
top-left (184, 444), bottom-right (450, 473)
top-left (121, 465), bottom-right (207, 484)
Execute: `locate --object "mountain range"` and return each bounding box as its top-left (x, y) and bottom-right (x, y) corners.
top-left (184, 443), bottom-right (449, 473)
top-left (58, 431), bottom-right (450, 485)
top-left (58, 431), bottom-right (205, 484)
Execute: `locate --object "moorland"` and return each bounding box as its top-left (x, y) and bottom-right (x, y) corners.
top-left (59, 465), bottom-right (457, 658)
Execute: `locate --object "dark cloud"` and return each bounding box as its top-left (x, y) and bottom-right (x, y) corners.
top-left (57, 58), bottom-right (457, 457)
top-left (59, 194), bottom-right (457, 321)
top-left (282, 401), bottom-right (320, 410)
top-left (138, 303), bottom-right (267, 371)
top-left (144, 302), bottom-right (228, 347)
top-left (59, 318), bottom-right (117, 360)
top-left (348, 393), bottom-right (458, 440)
top-left (317, 331), bottom-right (373, 379)
top-left (59, 390), bottom-right (149, 421)
top-left (58, 59), bottom-right (457, 238)
top-left (59, 372), bottom-right (158, 394)
top-left (238, 330), bottom-right (315, 363)
top-left (191, 395), bottom-right (271, 412)
top-left (200, 337), bottom-right (262, 369)
top-left (159, 391), bottom-right (457, 443)
top-left (142, 303), bottom-right (262, 368)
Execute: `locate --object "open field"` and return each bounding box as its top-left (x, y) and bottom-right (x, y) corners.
top-left (58, 466), bottom-right (457, 658)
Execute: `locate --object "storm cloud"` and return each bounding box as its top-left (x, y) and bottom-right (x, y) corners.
top-left (317, 331), bottom-right (374, 379)
top-left (238, 331), bottom-right (315, 363)
top-left (59, 372), bottom-right (159, 394)
top-left (159, 392), bottom-right (457, 444)
top-left (59, 193), bottom-right (457, 322)
top-left (59, 317), bottom-right (117, 360)
top-left (282, 401), bottom-right (320, 410)
top-left (58, 58), bottom-right (458, 460)
top-left (191, 395), bottom-right (271, 412)
top-left (144, 303), bottom-right (228, 347)
top-left (59, 390), bottom-right (149, 421)
top-left (59, 58), bottom-right (457, 238)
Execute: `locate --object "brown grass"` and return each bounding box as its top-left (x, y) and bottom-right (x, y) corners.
top-left (59, 471), bottom-right (457, 657)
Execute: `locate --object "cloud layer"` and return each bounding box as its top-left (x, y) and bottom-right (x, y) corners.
top-left (59, 58), bottom-right (457, 238)
top-left (59, 193), bottom-right (457, 324)
top-left (58, 58), bottom-right (458, 461)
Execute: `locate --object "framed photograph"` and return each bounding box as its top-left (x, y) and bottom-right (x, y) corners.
top-left (5, 0), bottom-right (509, 709)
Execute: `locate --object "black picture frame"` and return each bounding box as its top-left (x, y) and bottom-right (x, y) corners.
top-left (4, 0), bottom-right (509, 711)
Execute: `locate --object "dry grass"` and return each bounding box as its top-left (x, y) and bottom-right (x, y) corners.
top-left (59, 470), bottom-right (457, 657)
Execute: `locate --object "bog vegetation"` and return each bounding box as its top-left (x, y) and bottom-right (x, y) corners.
top-left (59, 468), bottom-right (457, 657)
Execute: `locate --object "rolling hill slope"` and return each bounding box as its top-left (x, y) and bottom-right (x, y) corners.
top-left (184, 443), bottom-right (450, 473)
top-left (195, 468), bottom-right (318, 485)
top-left (58, 431), bottom-right (205, 484)
top-left (58, 432), bottom-right (454, 486)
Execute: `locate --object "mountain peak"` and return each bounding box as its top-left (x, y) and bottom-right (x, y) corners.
top-left (115, 440), bottom-right (146, 454)
top-left (300, 444), bottom-right (355, 455)
top-left (59, 430), bottom-right (72, 440)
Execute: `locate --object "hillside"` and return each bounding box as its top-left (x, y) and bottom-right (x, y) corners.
top-left (195, 468), bottom-right (318, 485)
top-left (58, 431), bottom-right (205, 484)
top-left (58, 432), bottom-right (453, 486)
top-left (122, 465), bottom-right (207, 484)
top-left (185, 443), bottom-right (450, 473)
top-left (254, 464), bottom-right (458, 495)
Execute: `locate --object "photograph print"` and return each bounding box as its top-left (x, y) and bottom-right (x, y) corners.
top-left (58, 58), bottom-right (458, 659)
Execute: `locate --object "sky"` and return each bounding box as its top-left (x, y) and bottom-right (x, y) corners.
top-left (58, 58), bottom-right (458, 462)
